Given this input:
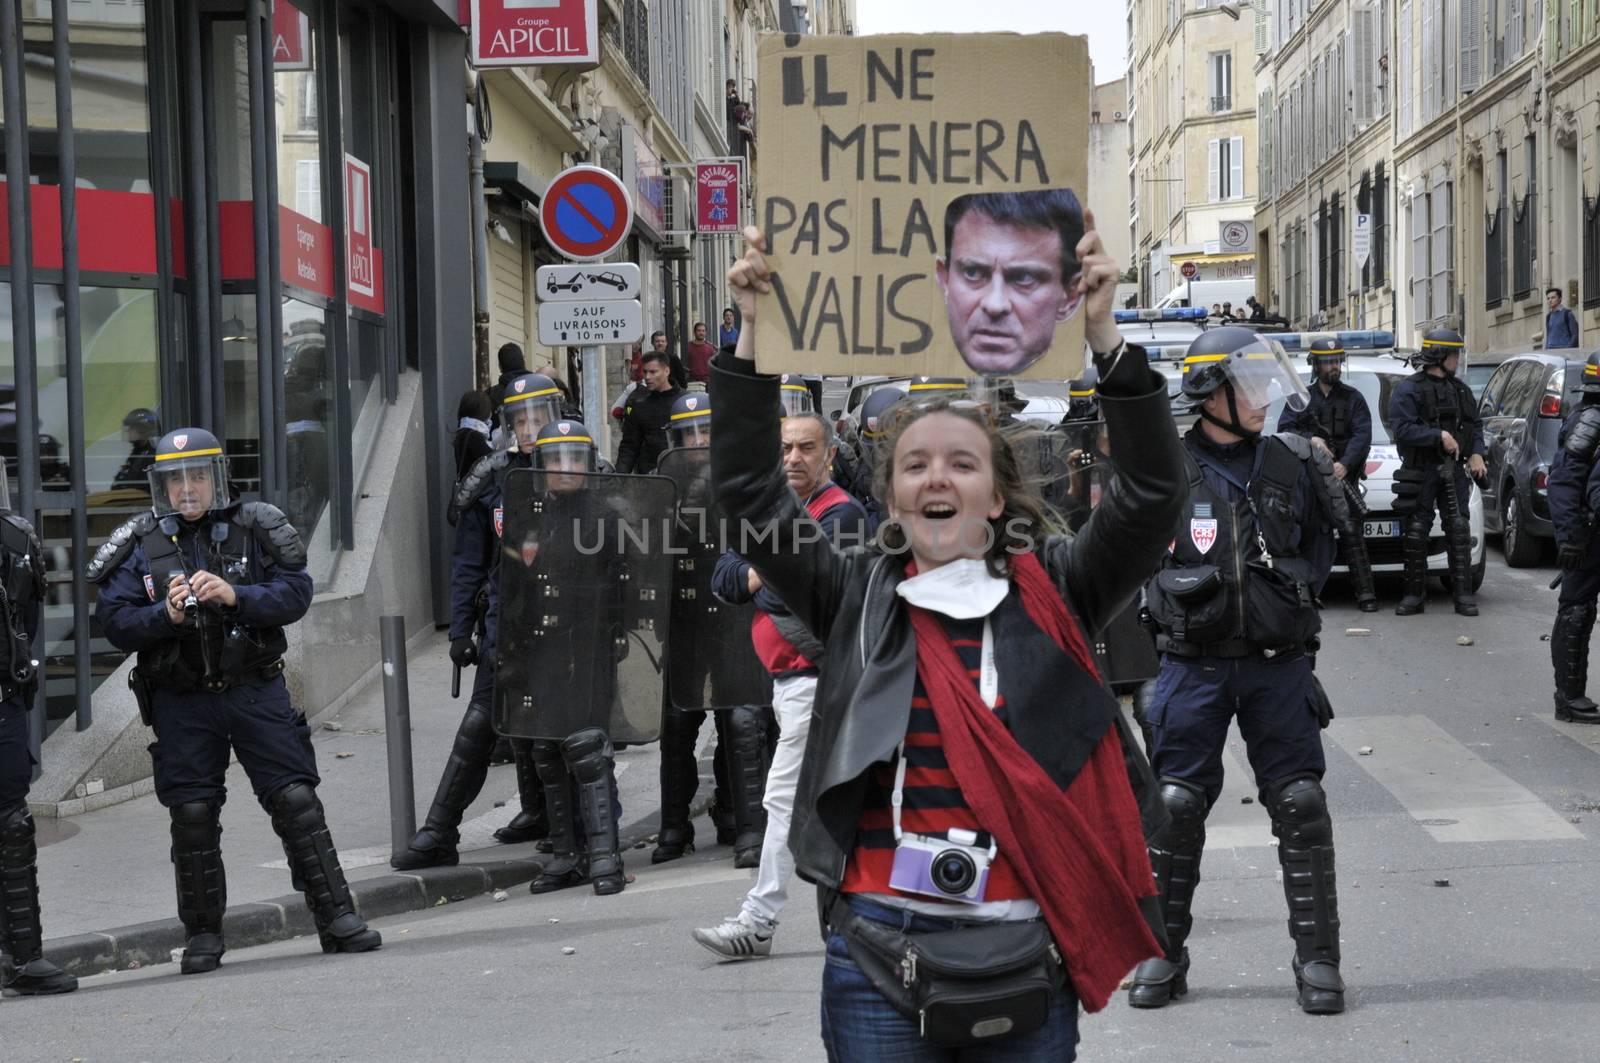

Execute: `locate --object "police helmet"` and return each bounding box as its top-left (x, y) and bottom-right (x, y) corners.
top-left (148, 428), bottom-right (231, 519)
top-left (1179, 326), bottom-right (1310, 412)
top-left (667, 393), bottom-right (711, 449)
top-left (1306, 337), bottom-right (1346, 365)
top-left (1064, 368), bottom-right (1099, 423)
top-left (533, 419), bottom-right (598, 473)
top-left (1582, 350), bottom-right (1600, 396)
top-left (907, 376), bottom-right (969, 395)
top-left (779, 374), bottom-right (814, 418)
top-left (857, 386), bottom-right (908, 448)
top-left (1416, 327), bottom-right (1464, 367)
top-left (501, 373), bottom-right (563, 450)
top-left (122, 407), bottom-right (161, 440)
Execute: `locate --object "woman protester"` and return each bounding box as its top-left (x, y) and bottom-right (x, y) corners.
top-left (711, 221), bottom-right (1186, 1060)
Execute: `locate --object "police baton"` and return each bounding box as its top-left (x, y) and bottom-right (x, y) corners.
top-left (451, 663), bottom-right (461, 699)
top-left (1551, 573), bottom-right (1565, 590)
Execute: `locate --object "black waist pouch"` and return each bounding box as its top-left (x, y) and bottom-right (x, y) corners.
top-left (829, 896), bottom-right (1067, 1047)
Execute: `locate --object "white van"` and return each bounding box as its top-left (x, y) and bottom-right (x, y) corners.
top-left (1156, 277), bottom-right (1257, 312)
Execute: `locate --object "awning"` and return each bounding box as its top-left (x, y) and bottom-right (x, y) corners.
top-left (483, 162), bottom-right (545, 205)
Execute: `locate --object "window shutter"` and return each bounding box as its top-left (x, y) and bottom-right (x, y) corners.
top-left (1231, 136), bottom-right (1245, 200)
top-left (1432, 180), bottom-right (1453, 320)
top-left (1209, 138), bottom-right (1222, 202)
top-left (1400, 1), bottom-right (1414, 135)
top-left (1461, 0), bottom-right (1482, 92)
top-left (1255, 2), bottom-right (1269, 54)
top-left (1412, 189), bottom-right (1431, 317)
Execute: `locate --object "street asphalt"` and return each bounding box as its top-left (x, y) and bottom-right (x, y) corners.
top-left (10, 550), bottom-right (1600, 1062)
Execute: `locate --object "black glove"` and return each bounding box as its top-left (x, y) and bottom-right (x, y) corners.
top-left (450, 637), bottom-right (478, 669)
top-left (1558, 542), bottom-right (1587, 571)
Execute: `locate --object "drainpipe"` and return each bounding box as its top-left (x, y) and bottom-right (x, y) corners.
top-left (469, 97), bottom-right (491, 387)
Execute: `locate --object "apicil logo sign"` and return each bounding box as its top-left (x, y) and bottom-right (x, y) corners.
top-left (470, 0), bottom-right (599, 68)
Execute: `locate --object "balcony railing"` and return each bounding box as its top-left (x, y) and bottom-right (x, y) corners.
top-left (1209, 95), bottom-right (1232, 114)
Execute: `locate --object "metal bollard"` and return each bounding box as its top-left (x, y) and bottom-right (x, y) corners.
top-left (380, 616), bottom-right (417, 861)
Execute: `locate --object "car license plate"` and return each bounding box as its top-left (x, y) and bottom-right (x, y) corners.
top-left (1363, 519), bottom-right (1400, 538)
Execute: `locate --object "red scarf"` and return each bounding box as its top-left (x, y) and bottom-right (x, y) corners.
top-left (904, 551), bottom-right (1161, 1013)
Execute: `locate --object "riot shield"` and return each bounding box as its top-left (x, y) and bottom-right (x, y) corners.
top-left (655, 447), bottom-right (774, 710)
top-left (495, 469), bottom-right (676, 743)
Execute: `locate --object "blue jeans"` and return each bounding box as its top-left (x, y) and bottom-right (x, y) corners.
top-left (820, 897), bottom-right (1079, 1062)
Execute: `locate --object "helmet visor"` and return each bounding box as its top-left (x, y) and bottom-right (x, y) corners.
top-left (535, 440), bottom-right (596, 474)
top-left (506, 394), bottom-right (560, 450)
top-left (1224, 339), bottom-right (1309, 412)
top-left (149, 454), bottom-right (231, 519)
top-left (779, 384), bottom-right (813, 417)
top-left (668, 418), bottom-right (711, 449)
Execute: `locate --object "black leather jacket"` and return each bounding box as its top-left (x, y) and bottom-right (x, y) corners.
top-left (709, 349), bottom-right (1187, 896)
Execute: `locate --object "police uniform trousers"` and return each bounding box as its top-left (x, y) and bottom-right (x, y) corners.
top-left (1, 699), bottom-right (79, 994)
top-left (1410, 463), bottom-right (1473, 528)
top-left (1146, 652), bottom-right (1326, 803)
top-left (147, 675), bottom-right (320, 808)
top-left (0, 702), bottom-right (31, 813)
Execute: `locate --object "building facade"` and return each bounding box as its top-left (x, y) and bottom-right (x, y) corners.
top-left (2, 0), bottom-right (781, 810)
top-left (1129, 0), bottom-right (1261, 306)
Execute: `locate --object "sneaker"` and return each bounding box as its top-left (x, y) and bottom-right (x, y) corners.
top-left (692, 915), bottom-right (773, 960)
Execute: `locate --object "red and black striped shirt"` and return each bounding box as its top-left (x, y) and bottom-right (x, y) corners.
top-left (840, 614), bottom-right (1032, 903)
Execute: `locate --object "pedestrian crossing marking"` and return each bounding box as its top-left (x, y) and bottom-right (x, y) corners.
top-left (1326, 715), bottom-right (1583, 842)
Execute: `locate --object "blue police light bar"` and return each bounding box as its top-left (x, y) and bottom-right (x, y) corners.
top-left (1113, 307), bottom-right (1210, 323)
top-left (1273, 329), bottom-right (1397, 352)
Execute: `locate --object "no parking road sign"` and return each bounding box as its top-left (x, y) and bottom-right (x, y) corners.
top-left (539, 165), bottom-right (634, 262)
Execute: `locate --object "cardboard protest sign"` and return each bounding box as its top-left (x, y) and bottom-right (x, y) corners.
top-left (754, 33), bottom-right (1090, 379)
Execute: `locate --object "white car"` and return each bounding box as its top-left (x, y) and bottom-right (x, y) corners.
top-left (1267, 351), bottom-right (1486, 592)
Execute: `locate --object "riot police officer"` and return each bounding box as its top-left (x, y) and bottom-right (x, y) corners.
top-left (1388, 328), bottom-right (1486, 616)
top-left (0, 467), bottom-right (77, 996)
top-left (1278, 338), bottom-right (1378, 611)
top-left (517, 421), bottom-right (631, 896)
top-left (393, 374), bottom-right (564, 869)
top-left (112, 407), bottom-right (161, 489)
top-left (1130, 328), bottom-right (1348, 1015)
top-left (1546, 351), bottom-right (1600, 724)
top-left (654, 394), bottom-right (769, 867)
top-left (847, 384), bottom-right (907, 530)
top-left (89, 429), bottom-right (381, 973)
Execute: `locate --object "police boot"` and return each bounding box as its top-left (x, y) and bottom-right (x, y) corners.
top-left (1266, 775), bottom-right (1345, 1015)
top-left (652, 708), bottom-right (702, 864)
top-left (0, 805), bottom-right (77, 995)
top-left (1447, 515), bottom-right (1478, 616)
top-left (528, 741), bottom-right (587, 894)
top-left (565, 729), bottom-right (626, 896)
top-left (1394, 514), bottom-right (1430, 615)
top-left (392, 701), bottom-right (496, 870)
top-left (1128, 780), bottom-right (1207, 1009)
top-left (267, 784), bottom-right (382, 956)
top-left (493, 739), bottom-right (552, 845)
top-left (1343, 531), bottom-right (1379, 612)
top-left (1552, 603), bottom-right (1600, 723)
top-left (168, 801), bottom-right (227, 975)
top-left (722, 708), bottom-right (771, 869)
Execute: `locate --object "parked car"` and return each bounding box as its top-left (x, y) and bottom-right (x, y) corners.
top-left (1462, 348), bottom-right (1523, 403)
top-left (1264, 336), bottom-right (1486, 593)
top-left (1476, 349), bottom-right (1592, 566)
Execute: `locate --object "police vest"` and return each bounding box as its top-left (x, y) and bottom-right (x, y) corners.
top-left (1147, 438), bottom-right (1321, 652)
top-left (0, 515), bottom-right (45, 700)
top-left (1309, 385), bottom-right (1357, 451)
top-left (1401, 372), bottom-right (1472, 466)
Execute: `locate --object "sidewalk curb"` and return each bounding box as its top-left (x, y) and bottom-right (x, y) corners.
top-left (43, 802), bottom-right (705, 979)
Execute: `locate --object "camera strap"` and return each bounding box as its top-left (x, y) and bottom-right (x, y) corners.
top-left (890, 617), bottom-right (1000, 860)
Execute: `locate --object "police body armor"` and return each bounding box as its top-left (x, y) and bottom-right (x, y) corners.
top-left (1399, 372), bottom-right (1470, 469)
top-left (494, 469), bottom-right (675, 743)
top-left (1309, 389), bottom-right (1356, 468)
top-left (87, 503), bottom-right (304, 699)
top-left (1147, 439), bottom-right (1321, 653)
top-left (0, 516), bottom-right (45, 701)
top-left (654, 446), bottom-right (772, 710)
